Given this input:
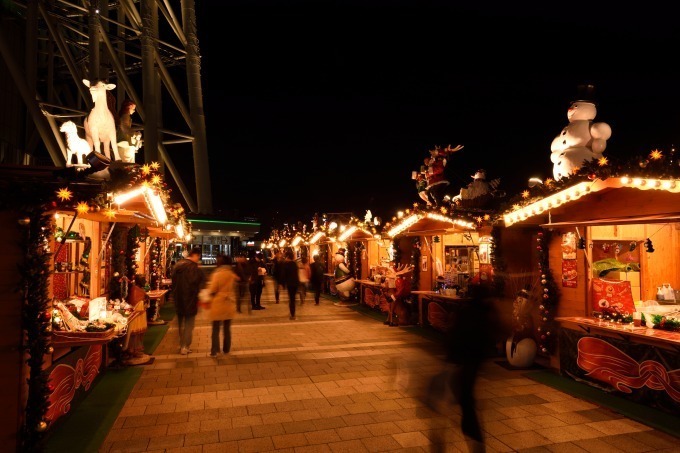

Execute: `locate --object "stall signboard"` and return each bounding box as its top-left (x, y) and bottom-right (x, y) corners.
top-left (561, 232), bottom-right (577, 260)
top-left (562, 259), bottom-right (577, 288)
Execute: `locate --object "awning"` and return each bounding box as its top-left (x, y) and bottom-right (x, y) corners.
top-left (504, 178), bottom-right (680, 228)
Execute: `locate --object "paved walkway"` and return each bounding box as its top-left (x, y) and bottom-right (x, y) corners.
top-left (100, 278), bottom-right (680, 452)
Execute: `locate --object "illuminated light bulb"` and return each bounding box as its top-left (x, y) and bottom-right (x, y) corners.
top-left (621, 176), bottom-right (630, 184)
top-left (632, 178), bottom-right (642, 186)
top-left (662, 180), bottom-right (672, 189)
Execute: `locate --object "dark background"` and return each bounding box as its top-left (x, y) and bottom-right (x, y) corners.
top-left (195, 1), bottom-right (680, 233)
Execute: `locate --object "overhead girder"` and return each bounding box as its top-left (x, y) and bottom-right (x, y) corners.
top-left (1, 0), bottom-right (212, 213)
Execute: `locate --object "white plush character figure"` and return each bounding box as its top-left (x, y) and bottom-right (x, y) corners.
top-left (453, 169), bottom-right (500, 206)
top-left (550, 100), bottom-right (611, 181)
top-left (333, 248), bottom-right (355, 299)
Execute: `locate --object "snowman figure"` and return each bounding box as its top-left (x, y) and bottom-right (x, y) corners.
top-left (550, 99), bottom-right (612, 181)
top-left (333, 248), bottom-right (355, 300)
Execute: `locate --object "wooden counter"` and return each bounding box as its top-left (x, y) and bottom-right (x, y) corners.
top-left (411, 290), bottom-right (470, 329)
top-left (554, 316), bottom-right (680, 416)
top-left (556, 316), bottom-right (680, 350)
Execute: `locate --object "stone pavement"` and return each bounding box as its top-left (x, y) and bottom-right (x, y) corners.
top-left (100, 277), bottom-right (680, 452)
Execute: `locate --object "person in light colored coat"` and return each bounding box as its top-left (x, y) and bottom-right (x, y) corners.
top-left (205, 254), bottom-right (238, 356)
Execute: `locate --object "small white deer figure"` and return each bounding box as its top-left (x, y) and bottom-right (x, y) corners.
top-left (83, 79), bottom-right (120, 161)
top-left (59, 120), bottom-right (91, 168)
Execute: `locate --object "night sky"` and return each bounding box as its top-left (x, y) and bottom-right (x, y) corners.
top-left (196, 1), bottom-right (680, 233)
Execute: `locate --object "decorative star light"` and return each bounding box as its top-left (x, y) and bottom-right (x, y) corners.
top-left (104, 208), bottom-right (117, 219)
top-left (76, 202), bottom-right (89, 214)
top-left (151, 175), bottom-right (162, 185)
top-left (150, 161), bottom-right (160, 170)
top-left (440, 206), bottom-right (447, 214)
top-left (598, 156), bottom-right (609, 166)
top-left (141, 164), bottom-right (151, 175)
top-left (475, 216), bottom-right (483, 223)
top-left (413, 202), bottom-right (419, 208)
top-left (650, 149), bottom-right (663, 160)
top-left (521, 190), bottom-right (530, 199)
top-left (484, 214), bottom-right (490, 220)
top-left (141, 180), bottom-right (151, 188)
top-left (512, 203), bottom-right (521, 211)
top-left (56, 187), bottom-right (72, 202)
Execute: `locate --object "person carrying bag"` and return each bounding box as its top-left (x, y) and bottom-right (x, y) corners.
top-left (205, 255), bottom-right (238, 357)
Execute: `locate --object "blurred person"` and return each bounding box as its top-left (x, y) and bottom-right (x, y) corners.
top-left (297, 255), bottom-right (311, 304)
top-left (282, 249), bottom-right (300, 320)
top-left (271, 250), bottom-right (285, 304)
top-left (309, 254), bottom-right (325, 305)
top-left (424, 283), bottom-right (500, 453)
top-left (205, 255), bottom-right (238, 357)
top-left (234, 253), bottom-right (251, 314)
top-left (248, 252), bottom-right (267, 310)
top-left (171, 246), bottom-right (205, 355)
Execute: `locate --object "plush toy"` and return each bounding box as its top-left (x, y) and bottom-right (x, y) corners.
top-left (383, 263), bottom-right (414, 326)
top-left (423, 144), bottom-right (463, 207)
top-left (453, 169), bottom-right (500, 206)
top-left (550, 100), bottom-right (611, 181)
top-left (333, 248), bottom-right (355, 299)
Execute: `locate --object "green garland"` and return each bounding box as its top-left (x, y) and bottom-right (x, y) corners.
top-left (19, 209), bottom-right (53, 451)
top-left (489, 226), bottom-right (506, 296)
top-left (536, 229), bottom-right (559, 355)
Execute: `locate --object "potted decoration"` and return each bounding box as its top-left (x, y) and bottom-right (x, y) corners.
top-left (506, 286), bottom-right (538, 368)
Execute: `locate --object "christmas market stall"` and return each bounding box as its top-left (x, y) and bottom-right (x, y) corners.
top-left (501, 149), bottom-right (680, 416)
top-left (380, 205), bottom-right (482, 328)
top-left (0, 162), bottom-right (185, 451)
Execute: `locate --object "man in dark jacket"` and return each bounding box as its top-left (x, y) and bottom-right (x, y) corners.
top-left (234, 253), bottom-right (251, 314)
top-left (271, 250), bottom-right (285, 304)
top-left (309, 254), bottom-right (325, 305)
top-left (282, 249), bottom-right (300, 319)
top-left (171, 246), bottom-right (205, 354)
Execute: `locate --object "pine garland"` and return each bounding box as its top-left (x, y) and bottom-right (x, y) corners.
top-left (536, 229), bottom-right (559, 354)
top-left (19, 209), bottom-right (54, 451)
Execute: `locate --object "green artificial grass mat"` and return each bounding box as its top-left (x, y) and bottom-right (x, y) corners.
top-left (44, 367), bottom-right (143, 453)
top-left (45, 299), bottom-right (175, 452)
top-left (143, 299), bottom-right (175, 353)
top-left (524, 369), bottom-right (680, 439)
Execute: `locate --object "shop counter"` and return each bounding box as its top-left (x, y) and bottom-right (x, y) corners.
top-left (411, 290), bottom-right (470, 330)
top-left (355, 279), bottom-right (389, 313)
top-left (555, 316), bottom-right (680, 417)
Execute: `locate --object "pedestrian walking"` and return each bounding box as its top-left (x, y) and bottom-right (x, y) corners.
top-left (297, 255), bottom-right (311, 304)
top-left (234, 253), bottom-right (251, 314)
top-left (170, 246), bottom-right (205, 354)
top-left (282, 249), bottom-right (300, 319)
top-left (271, 250), bottom-right (285, 304)
top-left (424, 283), bottom-right (500, 452)
top-left (309, 254), bottom-right (325, 305)
top-left (248, 252), bottom-right (267, 310)
top-left (204, 254), bottom-right (238, 357)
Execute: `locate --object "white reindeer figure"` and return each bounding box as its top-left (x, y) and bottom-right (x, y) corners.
top-left (83, 79), bottom-right (120, 161)
top-left (59, 120), bottom-right (91, 168)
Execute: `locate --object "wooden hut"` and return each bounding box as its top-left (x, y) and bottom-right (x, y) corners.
top-left (502, 174), bottom-right (680, 416)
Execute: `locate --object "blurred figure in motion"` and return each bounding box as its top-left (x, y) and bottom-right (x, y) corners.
top-left (424, 283), bottom-right (500, 453)
top-left (233, 253), bottom-right (251, 314)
